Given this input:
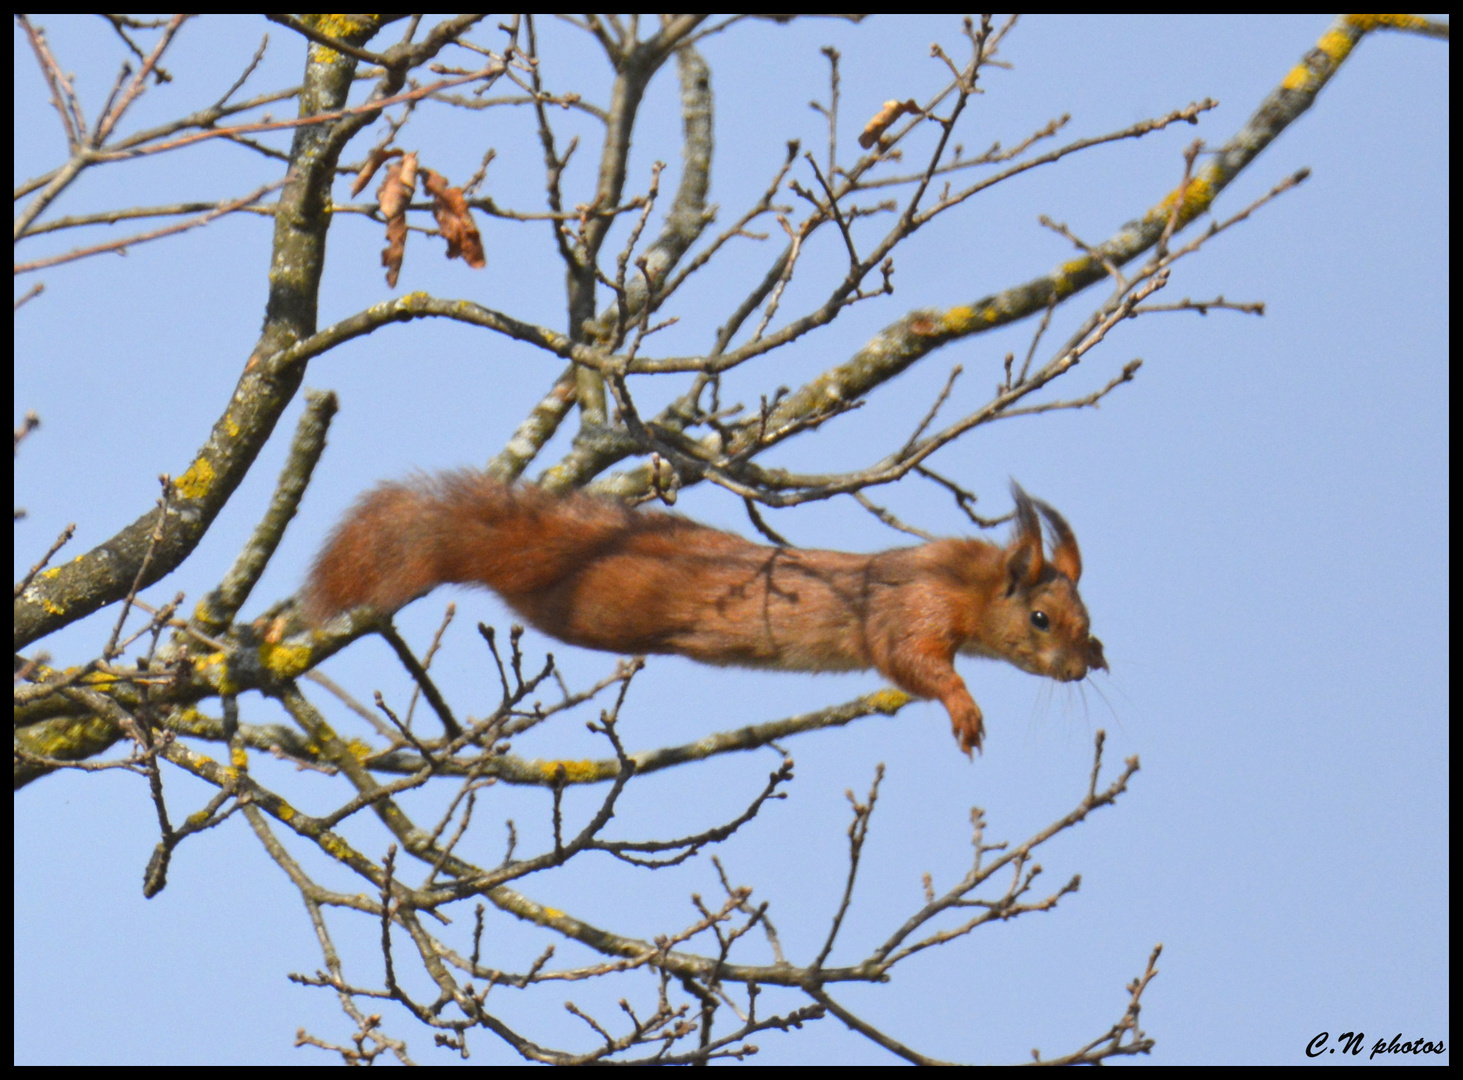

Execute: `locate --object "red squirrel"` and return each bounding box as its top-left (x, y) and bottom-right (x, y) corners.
top-left (303, 473), bottom-right (1106, 755)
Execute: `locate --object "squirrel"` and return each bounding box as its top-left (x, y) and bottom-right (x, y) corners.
top-left (303, 472), bottom-right (1107, 755)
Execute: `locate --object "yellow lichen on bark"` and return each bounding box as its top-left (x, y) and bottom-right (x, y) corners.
top-left (538, 758), bottom-right (614, 783)
top-left (867, 687), bottom-right (914, 713)
top-left (174, 456), bottom-right (215, 499)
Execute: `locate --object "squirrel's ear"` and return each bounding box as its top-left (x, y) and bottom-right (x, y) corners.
top-left (1033, 498), bottom-right (1083, 583)
top-left (1005, 482), bottom-right (1045, 590)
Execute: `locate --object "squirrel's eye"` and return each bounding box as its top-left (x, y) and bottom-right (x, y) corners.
top-left (1030, 610), bottom-right (1050, 631)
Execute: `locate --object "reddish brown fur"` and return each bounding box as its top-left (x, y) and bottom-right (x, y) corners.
top-left (304, 472), bottom-right (1107, 755)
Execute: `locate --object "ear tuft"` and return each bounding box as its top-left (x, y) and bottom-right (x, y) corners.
top-left (1005, 482), bottom-right (1045, 588)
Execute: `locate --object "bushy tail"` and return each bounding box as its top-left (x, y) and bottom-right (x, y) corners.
top-left (303, 472), bottom-right (637, 621)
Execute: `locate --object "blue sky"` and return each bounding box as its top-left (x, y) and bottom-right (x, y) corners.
top-left (15, 15), bottom-right (1448, 1065)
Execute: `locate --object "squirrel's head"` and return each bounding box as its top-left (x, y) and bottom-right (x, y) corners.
top-left (985, 483), bottom-right (1107, 681)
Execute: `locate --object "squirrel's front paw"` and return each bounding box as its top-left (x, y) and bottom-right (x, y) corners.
top-left (949, 701), bottom-right (985, 758)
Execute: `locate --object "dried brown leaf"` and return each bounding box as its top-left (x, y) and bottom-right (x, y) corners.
top-left (858, 98), bottom-right (921, 150)
top-left (378, 152), bottom-right (418, 288)
top-left (352, 146), bottom-right (404, 197)
top-left (421, 167), bottom-right (486, 270)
